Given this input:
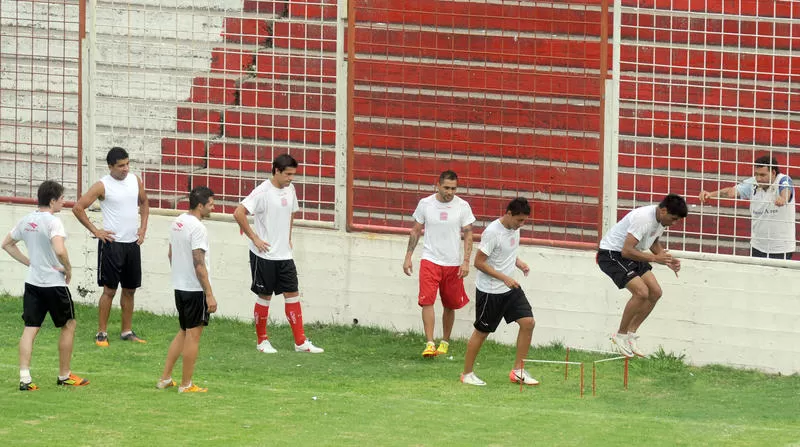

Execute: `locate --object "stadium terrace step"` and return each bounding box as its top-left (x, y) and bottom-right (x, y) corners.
top-left (353, 59), bottom-right (601, 98)
top-left (239, 79), bottom-right (336, 112)
top-left (354, 28), bottom-right (608, 69)
top-left (272, 22), bottom-right (336, 52)
top-left (141, 169), bottom-right (192, 195)
top-left (161, 138), bottom-right (208, 167)
top-left (190, 76), bottom-right (238, 105)
top-left (287, 0), bottom-right (337, 20)
top-left (255, 51), bottom-right (337, 82)
top-left (622, 0), bottom-right (799, 19)
top-left (353, 121), bottom-right (600, 164)
top-left (618, 109), bottom-right (800, 148)
top-left (353, 0), bottom-right (606, 36)
top-left (354, 90), bottom-right (600, 131)
top-left (223, 110), bottom-right (335, 144)
top-left (210, 47), bottom-right (257, 74)
top-left (207, 141), bottom-right (335, 177)
top-left (222, 16), bottom-right (272, 45)
top-left (243, 0), bottom-right (288, 16)
top-left (189, 169), bottom-right (335, 204)
top-left (352, 152), bottom-right (600, 197)
top-left (176, 106), bottom-right (223, 135)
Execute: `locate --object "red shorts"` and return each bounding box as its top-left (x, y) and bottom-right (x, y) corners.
top-left (418, 259), bottom-right (470, 309)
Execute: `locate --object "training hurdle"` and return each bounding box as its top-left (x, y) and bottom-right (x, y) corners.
top-left (522, 359), bottom-right (585, 397)
top-left (566, 347), bottom-right (629, 396)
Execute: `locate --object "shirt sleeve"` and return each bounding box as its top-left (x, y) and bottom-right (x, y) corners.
top-left (241, 189), bottom-right (264, 215)
top-left (461, 201), bottom-right (476, 227)
top-left (191, 225), bottom-right (209, 252)
top-left (412, 200), bottom-right (426, 224)
top-left (48, 218), bottom-right (67, 240)
top-left (736, 178), bottom-right (756, 200)
top-left (478, 229), bottom-right (497, 256)
top-left (626, 213), bottom-right (651, 244)
top-left (9, 222), bottom-right (22, 241)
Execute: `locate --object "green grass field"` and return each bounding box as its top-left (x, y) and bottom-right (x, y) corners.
top-left (1, 296), bottom-right (798, 446)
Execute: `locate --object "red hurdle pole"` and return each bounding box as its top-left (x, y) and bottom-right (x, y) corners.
top-left (564, 347), bottom-right (570, 381)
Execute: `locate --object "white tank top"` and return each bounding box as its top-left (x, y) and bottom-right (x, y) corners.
top-left (100, 174), bottom-right (140, 243)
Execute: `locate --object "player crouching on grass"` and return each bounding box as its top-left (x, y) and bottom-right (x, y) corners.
top-left (157, 187), bottom-right (217, 393)
top-left (597, 193), bottom-right (687, 358)
top-left (461, 198), bottom-right (539, 387)
top-left (2, 180), bottom-right (89, 390)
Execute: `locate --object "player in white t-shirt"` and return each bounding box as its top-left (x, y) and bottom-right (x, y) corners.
top-left (2, 181), bottom-right (89, 390)
top-left (699, 155), bottom-right (796, 259)
top-left (403, 170), bottom-right (475, 358)
top-left (233, 154), bottom-right (323, 354)
top-left (157, 186), bottom-right (217, 393)
top-left (461, 198), bottom-right (538, 387)
top-left (73, 147), bottom-right (150, 346)
top-left (597, 194), bottom-right (687, 358)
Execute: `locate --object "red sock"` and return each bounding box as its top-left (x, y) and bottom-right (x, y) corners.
top-left (254, 302), bottom-right (270, 344)
top-left (285, 302), bottom-right (306, 345)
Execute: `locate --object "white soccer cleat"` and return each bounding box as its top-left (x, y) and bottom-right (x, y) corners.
top-left (295, 339), bottom-right (324, 353)
top-left (460, 372), bottom-right (486, 386)
top-left (627, 333), bottom-right (647, 357)
top-left (509, 368), bottom-right (539, 386)
top-left (611, 333), bottom-right (634, 358)
top-left (257, 339), bottom-right (278, 354)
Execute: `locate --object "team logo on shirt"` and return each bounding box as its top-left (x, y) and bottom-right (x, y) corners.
top-left (439, 211), bottom-right (448, 221)
top-left (281, 197), bottom-right (288, 207)
top-left (509, 237), bottom-right (516, 247)
top-left (173, 222), bottom-right (184, 231)
top-left (25, 222), bottom-right (38, 232)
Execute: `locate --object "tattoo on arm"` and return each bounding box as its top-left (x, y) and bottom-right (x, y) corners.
top-left (406, 231), bottom-right (420, 253)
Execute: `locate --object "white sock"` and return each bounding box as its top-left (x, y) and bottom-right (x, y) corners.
top-left (159, 377), bottom-right (173, 385)
top-left (179, 382), bottom-right (192, 391)
top-left (20, 369), bottom-right (31, 383)
top-left (121, 331), bottom-right (132, 337)
top-left (58, 372), bottom-right (70, 381)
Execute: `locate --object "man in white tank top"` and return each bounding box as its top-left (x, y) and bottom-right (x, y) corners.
top-left (700, 155), bottom-right (796, 259)
top-left (403, 170), bottom-right (475, 358)
top-left (73, 147), bottom-right (150, 347)
top-left (2, 181), bottom-right (89, 390)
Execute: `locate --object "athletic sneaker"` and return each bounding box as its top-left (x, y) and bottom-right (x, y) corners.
top-left (422, 341), bottom-right (438, 358)
top-left (57, 373), bottom-right (89, 387)
top-left (611, 333), bottom-right (634, 358)
top-left (509, 368), bottom-right (540, 386)
top-left (436, 340), bottom-right (449, 356)
top-left (256, 339), bottom-right (277, 354)
top-left (19, 381), bottom-right (39, 391)
top-left (178, 383), bottom-right (207, 393)
top-left (156, 378), bottom-right (176, 389)
top-left (95, 332), bottom-right (109, 347)
top-left (120, 331), bottom-right (147, 343)
top-left (460, 372), bottom-right (486, 386)
top-left (627, 333), bottom-right (646, 357)
top-left (295, 340), bottom-right (324, 353)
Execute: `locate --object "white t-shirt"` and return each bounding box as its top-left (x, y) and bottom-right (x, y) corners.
top-left (599, 205), bottom-right (665, 253)
top-left (169, 213), bottom-right (210, 292)
top-left (475, 219), bottom-right (520, 294)
top-left (241, 180), bottom-right (299, 260)
top-left (736, 174), bottom-right (796, 253)
top-left (412, 194), bottom-right (475, 266)
top-left (9, 211), bottom-right (68, 287)
top-left (100, 173), bottom-right (140, 243)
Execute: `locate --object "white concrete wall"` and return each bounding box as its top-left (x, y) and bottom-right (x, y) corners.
top-left (0, 203), bottom-right (797, 375)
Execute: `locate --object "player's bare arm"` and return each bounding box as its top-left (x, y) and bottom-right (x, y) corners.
top-left (699, 186), bottom-right (739, 203)
top-left (73, 181), bottom-right (115, 242)
top-left (167, 244), bottom-right (172, 266)
top-left (775, 187), bottom-right (790, 206)
top-left (515, 257), bottom-right (530, 277)
top-left (403, 221), bottom-right (423, 276)
top-left (1, 234), bottom-right (30, 266)
top-left (51, 235), bottom-right (72, 284)
top-left (621, 234), bottom-right (671, 264)
top-left (460, 224), bottom-right (473, 278)
top-left (474, 250), bottom-right (518, 288)
top-left (136, 175), bottom-right (149, 245)
top-left (233, 204), bottom-right (269, 252)
top-left (192, 248), bottom-right (216, 313)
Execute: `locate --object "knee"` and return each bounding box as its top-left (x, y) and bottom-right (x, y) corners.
top-left (518, 317), bottom-right (535, 331)
top-left (630, 286), bottom-right (649, 300)
top-left (648, 287), bottom-right (663, 301)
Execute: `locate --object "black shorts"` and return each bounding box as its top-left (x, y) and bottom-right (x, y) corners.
top-left (249, 252), bottom-right (299, 296)
top-left (22, 283), bottom-right (75, 328)
top-left (751, 248), bottom-right (794, 260)
top-left (175, 290), bottom-right (210, 330)
top-left (97, 240), bottom-right (142, 289)
top-left (473, 287), bottom-right (533, 333)
top-left (597, 250), bottom-right (652, 289)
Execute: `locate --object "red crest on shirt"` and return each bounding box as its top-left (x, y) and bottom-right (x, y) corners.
top-left (439, 211), bottom-right (448, 221)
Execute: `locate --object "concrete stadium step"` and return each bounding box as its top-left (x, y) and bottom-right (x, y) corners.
top-left (354, 89), bottom-right (599, 131)
top-left (255, 49), bottom-right (337, 82)
top-left (190, 75), bottom-right (240, 105)
top-left (618, 109), bottom-right (800, 148)
top-left (243, 0), bottom-right (289, 15)
top-left (0, 57), bottom-right (79, 95)
top-left (619, 75), bottom-right (800, 113)
top-left (222, 16), bottom-right (272, 45)
top-left (354, 58), bottom-right (601, 98)
top-left (189, 168), bottom-right (335, 205)
top-left (272, 22), bottom-right (337, 52)
top-left (353, 120), bottom-right (600, 164)
top-left (352, 152), bottom-right (599, 197)
top-left (223, 109), bottom-right (335, 144)
top-left (623, 0), bottom-right (799, 19)
top-left (206, 140), bottom-right (335, 177)
top-left (239, 79), bottom-right (336, 112)
top-left (286, 0), bottom-right (337, 20)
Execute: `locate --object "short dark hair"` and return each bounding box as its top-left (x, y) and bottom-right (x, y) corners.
top-left (659, 193), bottom-right (688, 218)
top-left (37, 180), bottom-right (64, 207)
top-left (106, 147), bottom-right (129, 166)
top-left (272, 153), bottom-right (298, 174)
top-left (189, 186), bottom-right (214, 209)
top-left (439, 170), bottom-right (458, 183)
top-left (754, 155), bottom-right (780, 175)
top-left (506, 197), bottom-right (531, 216)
